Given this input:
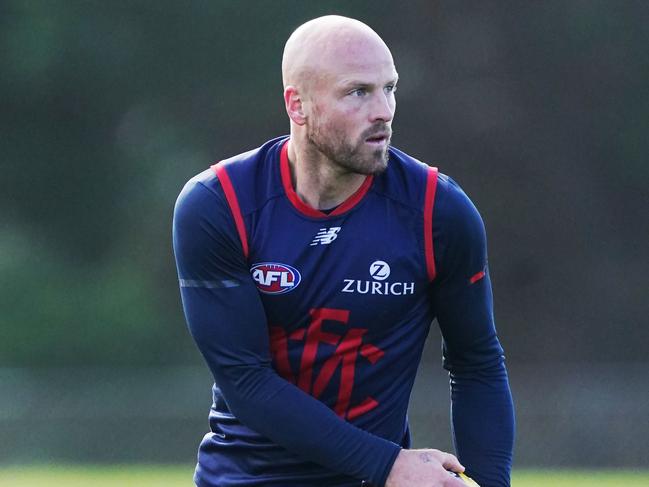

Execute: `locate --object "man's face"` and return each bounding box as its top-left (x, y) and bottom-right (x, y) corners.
top-left (303, 42), bottom-right (398, 175)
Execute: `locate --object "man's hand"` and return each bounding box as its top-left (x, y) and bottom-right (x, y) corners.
top-left (385, 449), bottom-right (467, 487)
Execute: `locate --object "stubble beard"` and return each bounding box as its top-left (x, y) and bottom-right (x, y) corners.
top-left (306, 122), bottom-right (391, 176)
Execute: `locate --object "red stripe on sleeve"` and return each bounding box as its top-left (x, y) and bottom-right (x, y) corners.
top-left (469, 270), bottom-right (486, 284)
top-left (424, 166), bottom-right (439, 281)
top-left (212, 163), bottom-right (249, 260)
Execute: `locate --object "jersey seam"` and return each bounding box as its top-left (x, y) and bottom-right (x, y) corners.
top-left (198, 177), bottom-right (285, 219)
top-left (367, 187), bottom-right (426, 215)
top-left (197, 179), bottom-right (225, 200)
top-left (245, 192), bottom-right (286, 218)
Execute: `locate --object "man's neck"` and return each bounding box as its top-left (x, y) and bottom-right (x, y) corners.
top-left (286, 139), bottom-right (367, 211)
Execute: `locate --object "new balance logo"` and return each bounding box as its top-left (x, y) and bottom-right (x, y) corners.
top-left (310, 227), bottom-right (341, 246)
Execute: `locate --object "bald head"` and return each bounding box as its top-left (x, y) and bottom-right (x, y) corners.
top-left (282, 16), bottom-right (394, 91)
top-left (281, 16), bottom-right (398, 177)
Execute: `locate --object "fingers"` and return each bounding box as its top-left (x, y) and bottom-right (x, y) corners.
top-left (385, 448), bottom-right (469, 487)
top-left (439, 451), bottom-right (464, 473)
top-left (445, 476), bottom-right (470, 487)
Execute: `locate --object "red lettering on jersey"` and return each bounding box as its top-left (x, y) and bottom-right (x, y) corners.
top-left (313, 328), bottom-right (366, 414)
top-left (347, 397), bottom-right (380, 420)
top-left (269, 308), bottom-right (384, 420)
top-left (360, 344), bottom-right (384, 364)
top-left (289, 329), bottom-right (306, 340)
top-left (333, 328), bottom-right (366, 417)
top-left (298, 308), bottom-right (348, 394)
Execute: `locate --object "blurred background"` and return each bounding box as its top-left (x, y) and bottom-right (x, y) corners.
top-left (1, 0), bottom-right (648, 477)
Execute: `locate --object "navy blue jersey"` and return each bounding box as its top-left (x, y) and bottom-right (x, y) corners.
top-left (173, 136), bottom-right (514, 487)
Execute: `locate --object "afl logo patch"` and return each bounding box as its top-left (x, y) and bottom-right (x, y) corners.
top-left (251, 262), bottom-right (301, 295)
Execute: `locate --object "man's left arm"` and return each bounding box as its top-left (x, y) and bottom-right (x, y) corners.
top-left (430, 176), bottom-right (515, 487)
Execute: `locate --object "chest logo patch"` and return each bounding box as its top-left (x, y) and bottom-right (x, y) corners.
top-left (369, 260), bottom-right (390, 280)
top-left (341, 260), bottom-right (415, 296)
top-left (251, 262), bottom-right (301, 295)
top-left (310, 227), bottom-right (341, 246)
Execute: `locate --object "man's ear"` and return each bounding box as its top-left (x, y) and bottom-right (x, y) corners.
top-left (284, 86), bottom-right (307, 126)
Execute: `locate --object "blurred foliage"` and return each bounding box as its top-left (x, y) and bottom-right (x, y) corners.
top-left (1, 0), bottom-right (648, 366)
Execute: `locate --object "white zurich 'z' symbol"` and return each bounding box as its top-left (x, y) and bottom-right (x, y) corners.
top-left (369, 261), bottom-right (391, 280)
top-left (310, 227), bottom-right (341, 246)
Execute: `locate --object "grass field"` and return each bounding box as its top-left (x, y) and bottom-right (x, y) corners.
top-left (0, 466), bottom-right (648, 486)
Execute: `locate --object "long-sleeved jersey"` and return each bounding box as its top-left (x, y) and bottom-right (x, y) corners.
top-left (173, 136), bottom-right (514, 487)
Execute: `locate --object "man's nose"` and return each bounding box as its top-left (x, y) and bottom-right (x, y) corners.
top-left (369, 91), bottom-right (394, 123)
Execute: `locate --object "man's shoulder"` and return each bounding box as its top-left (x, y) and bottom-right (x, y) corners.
top-left (434, 172), bottom-right (480, 218)
top-left (218, 135), bottom-right (288, 177)
top-left (373, 146), bottom-right (430, 209)
top-left (385, 146), bottom-right (482, 226)
top-left (380, 146), bottom-right (464, 212)
top-left (177, 136), bottom-right (287, 208)
top-left (387, 145), bottom-right (432, 176)
top-left (175, 136), bottom-right (289, 224)
top-left (432, 172), bottom-right (486, 248)
top-left (387, 146), bottom-right (462, 197)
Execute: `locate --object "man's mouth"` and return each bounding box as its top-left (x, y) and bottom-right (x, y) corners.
top-left (365, 133), bottom-right (390, 145)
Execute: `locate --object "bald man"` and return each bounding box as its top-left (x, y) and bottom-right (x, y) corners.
top-left (173, 15), bottom-right (514, 487)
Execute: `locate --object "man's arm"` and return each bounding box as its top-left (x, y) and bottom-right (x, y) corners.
top-left (173, 175), bottom-right (401, 485)
top-left (431, 176), bottom-right (515, 487)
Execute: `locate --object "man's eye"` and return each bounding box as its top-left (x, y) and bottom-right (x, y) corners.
top-left (350, 88), bottom-right (367, 97)
top-left (385, 84), bottom-right (397, 94)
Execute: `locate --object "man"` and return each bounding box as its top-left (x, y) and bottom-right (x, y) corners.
top-left (173, 15), bottom-right (514, 487)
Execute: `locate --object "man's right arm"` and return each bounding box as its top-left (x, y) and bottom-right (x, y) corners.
top-left (172, 176), bottom-right (401, 486)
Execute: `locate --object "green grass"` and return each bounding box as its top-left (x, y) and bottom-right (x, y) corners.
top-left (0, 466), bottom-right (648, 486)
top-left (513, 469), bottom-right (649, 486)
top-left (0, 465), bottom-right (193, 487)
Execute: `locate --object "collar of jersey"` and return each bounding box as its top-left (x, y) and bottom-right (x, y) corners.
top-left (279, 140), bottom-right (374, 218)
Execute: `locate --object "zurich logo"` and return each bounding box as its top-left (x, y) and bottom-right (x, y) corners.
top-left (251, 262), bottom-right (301, 295)
top-left (341, 260), bottom-right (415, 296)
top-left (369, 261), bottom-right (390, 280)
